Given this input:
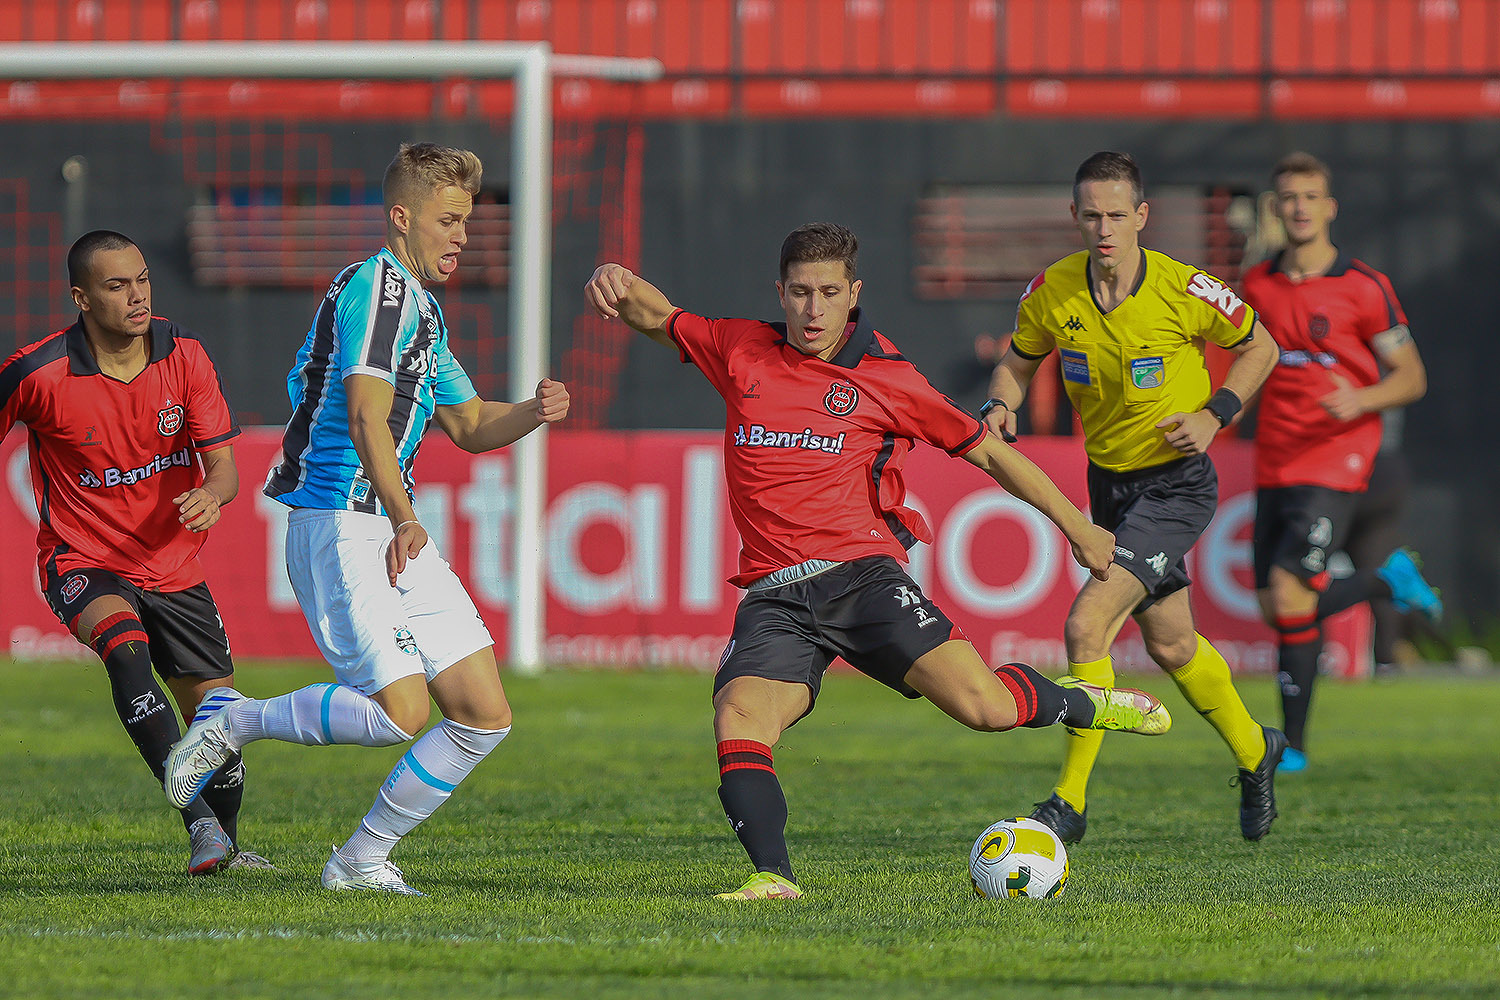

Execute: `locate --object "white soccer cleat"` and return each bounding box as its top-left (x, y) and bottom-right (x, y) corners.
top-left (226, 850), bottom-right (277, 870)
top-left (164, 687), bottom-right (246, 808)
top-left (321, 845), bottom-right (427, 896)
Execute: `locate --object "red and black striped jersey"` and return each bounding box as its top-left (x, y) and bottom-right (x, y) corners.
top-left (1241, 253), bottom-right (1408, 491)
top-left (0, 318), bottom-right (239, 591)
top-left (667, 307), bottom-right (985, 587)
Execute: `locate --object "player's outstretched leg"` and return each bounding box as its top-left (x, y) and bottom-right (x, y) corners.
top-left (165, 683), bottom-right (413, 807)
top-left (714, 740), bottom-right (801, 900)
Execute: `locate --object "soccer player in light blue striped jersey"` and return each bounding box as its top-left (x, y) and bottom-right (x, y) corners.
top-left (166, 143), bottom-right (570, 894)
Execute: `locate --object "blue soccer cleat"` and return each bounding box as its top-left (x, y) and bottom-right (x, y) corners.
top-left (1377, 548), bottom-right (1443, 624)
top-left (1277, 746), bottom-right (1308, 773)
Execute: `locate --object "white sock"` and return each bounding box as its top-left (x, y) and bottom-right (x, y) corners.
top-left (225, 683), bottom-right (411, 749)
top-left (340, 718), bottom-right (510, 863)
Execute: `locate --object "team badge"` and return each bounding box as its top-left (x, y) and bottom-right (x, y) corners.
top-left (1130, 357), bottom-right (1165, 389)
top-left (394, 627), bottom-right (418, 656)
top-left (60, 575), bottom-right (87, 604)
top-left (1309, 314), bottom-right (1330, 340)
top-left (157, 404), bottom-right (185, 436)
top-left (824, 381), bottom-right (859, 416)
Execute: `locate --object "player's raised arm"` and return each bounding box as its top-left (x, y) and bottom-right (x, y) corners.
top-left (585, 263), bottom-right (678, 348)
top-left (434, 377), bottom-right (570, 454)
top-left (962, 432), bottom-right (1115, 580)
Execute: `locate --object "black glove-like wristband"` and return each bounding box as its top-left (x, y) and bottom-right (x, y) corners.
top-left (1204, 387), bottom-right (1243, 428)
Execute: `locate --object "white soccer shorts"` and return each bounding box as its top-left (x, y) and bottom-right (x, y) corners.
top-left (285, 508), bottom-right (494, 695)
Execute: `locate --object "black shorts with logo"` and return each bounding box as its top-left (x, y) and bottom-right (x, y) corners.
top-left (1253, 484), bottom-right (1360, 590)
top-left (1087, 453), bottom-right (1218, 613)
top-left (43, 565), bottom-right (234, 679)
top-left (713, 556), bottom-right (959, 722)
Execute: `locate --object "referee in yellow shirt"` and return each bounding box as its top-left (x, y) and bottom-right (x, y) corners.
top-left (985, 151), bottom-right (1283, 842)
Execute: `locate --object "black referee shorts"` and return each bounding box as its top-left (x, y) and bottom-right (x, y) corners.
top-left (1252, 484), bottom-right (1360, 590)
top-left (1087, 453), bottom-right (1218, 613)
top-left (713, 556), bottom-right (960, 723)
top-left (42, 564), bottom-right (234, 680)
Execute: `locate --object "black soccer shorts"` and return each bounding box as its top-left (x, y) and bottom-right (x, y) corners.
top-left (712, 556), bottom-right (961, 722)
top-left (1252, 484), bottom-right (1361, 591)
top-left (1087, 453), bottom-right (1218, 613)
top-left (42, 564), bottom-right (234, 679)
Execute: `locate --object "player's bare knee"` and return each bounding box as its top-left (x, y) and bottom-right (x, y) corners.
top-left (378, 697), bottom-right (430, 738)
top-left (968, 692), bottom-right (1020, 733)
top-left (1145, 635), bottom-right (1196, 670)
top-left (1063, 613), bottom-right (1106, 661)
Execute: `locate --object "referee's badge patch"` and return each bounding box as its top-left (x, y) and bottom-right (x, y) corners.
top-left (824, 381), bottom-right (859, 416)
top-left (1130, 357), bottom-right (1164, 389)
top-left (1059, 348), bottom-right (1091, 386)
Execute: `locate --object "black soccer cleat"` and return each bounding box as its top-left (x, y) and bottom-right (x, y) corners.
top-left (1030, 793), bottom-right (1087, 845)
top-left (1234, 726), bottom-right (1289, 841)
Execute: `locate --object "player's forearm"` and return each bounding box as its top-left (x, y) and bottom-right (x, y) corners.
top-left (200, 462), bottom-right (239, 505)
top-left (987, 353), bottom-right (1035, 408)
top-left (1360, 363), bottom-right (1428, 412)
top-left (617, 277), bottom-right (677, 339)
top-left (1215, 329), bottom-right (1277, 413)
top-left (348, 417), bottom-right (417, 525)
top-left (457, 398), bottom-right (543, 453)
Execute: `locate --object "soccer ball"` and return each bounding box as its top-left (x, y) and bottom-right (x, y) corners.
top-left (969, 817), bottom-right (1068, 899)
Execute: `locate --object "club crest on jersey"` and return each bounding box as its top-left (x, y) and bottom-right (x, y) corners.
top-left (394, 627), bottom-right (418, 656)
top-left (824, 381), bottom-right (859, 416)
top-left (1309, 313), bottom-right (1330, 340)
top-left (158, 404), bottom-right (185, 436)
top-left (60, 575), bottom-right (87, 604)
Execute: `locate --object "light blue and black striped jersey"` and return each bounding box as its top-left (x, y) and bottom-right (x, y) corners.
top-left (264, 248), bottom-right (477, 514)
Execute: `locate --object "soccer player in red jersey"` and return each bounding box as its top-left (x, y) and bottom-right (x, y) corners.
top-left (0, 231), bottom-right (262, 873)
top-left (1241, 153), bottom-right (1439, 771)
top-left (586, 223), bottom-right (1172, 900)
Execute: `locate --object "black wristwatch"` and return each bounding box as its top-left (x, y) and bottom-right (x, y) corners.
top-left (979, 398), bottom-right (1009, 421)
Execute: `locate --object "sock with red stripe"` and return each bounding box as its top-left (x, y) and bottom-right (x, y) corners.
top-left (1275, 612), bottom-right (1321, 751)
top-left (716, 740), bottom-right (795, 883)
top-left (90, 612), bottom-right (216, 831)
top-left (992, 661), bottom-right (1095, 729)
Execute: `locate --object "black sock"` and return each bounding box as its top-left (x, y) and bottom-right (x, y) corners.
top-left (1275, 613), bottom-right (1321, 752)
top-left (992, 661), bottom-right (1088, 729)
top-left (1317, 570), bottom-right (1390, 619)
top-left (199, 753), bottom-right (244, 846)
top-left (92, 612), bottom-right (215, 830)
top-left (716, 740), bottom-right (794, 883)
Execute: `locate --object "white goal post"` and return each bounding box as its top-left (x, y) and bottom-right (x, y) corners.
top-left (0, 42), bottom-right (663, 674)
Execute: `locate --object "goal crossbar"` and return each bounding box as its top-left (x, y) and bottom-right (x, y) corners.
top-left (0, 42), bottom-right (663, 675)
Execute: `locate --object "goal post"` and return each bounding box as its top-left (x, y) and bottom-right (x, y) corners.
top-left (0, 42), bottom-right (662, 675)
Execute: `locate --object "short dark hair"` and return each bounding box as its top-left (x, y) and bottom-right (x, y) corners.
top-left (1073, 151), bottom-right (1144, 207)
top-left (67, 230), bottom-right (138, 288)
top-left (1271, 151), bottom-right (1332, 192)
top-left (779, 222), bottom-right (858, 282)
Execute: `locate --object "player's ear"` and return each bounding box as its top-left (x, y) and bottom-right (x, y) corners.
top-left (1135, 200), bottom-right (1150, 230)
top-left (775, 279), bottom-right (785, 307)
top-left (1327, 196), bottom-right (1338, 223)
top-left (849, 278), bottom-right (862, 307)
top-left (70, 285), bottom-right (89, 313)
top-left (389, 203), bottom-right (410, 235)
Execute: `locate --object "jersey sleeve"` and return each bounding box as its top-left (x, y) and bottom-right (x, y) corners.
top-left (1184, 268), bottom-right (1258, 348)
top-left (665, 308), bottom-right (734, 389)
top-left (1010, 272), bottom-right (1056, 359)
top-left (431, 341), bottom-right (478, 406)
top-left (1352, 262), bottom-right (1409, 340)
top-left (336, 258), bottom-right (421, 384)
top-left (886, 366), bottom-right (987, 457)
top-left (181, 337), bottom-right (241, 449)
top-left (0, 346), bottom-right (32, 440)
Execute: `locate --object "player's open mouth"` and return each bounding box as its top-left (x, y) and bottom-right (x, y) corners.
top-left (127, 309), bottom-right (150, 322)
top-left (438, 253), bottom-right (460, 275)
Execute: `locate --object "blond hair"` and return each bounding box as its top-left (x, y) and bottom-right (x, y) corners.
top-left (382, 142), bottom-right (482, 212)
top-left (1271, 151), bottom-right (1332, 192)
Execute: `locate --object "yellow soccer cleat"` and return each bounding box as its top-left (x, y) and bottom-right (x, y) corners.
top-left (1058, 676), bottom-right (1172, 736)
top-left (714, 871), bottom-right (803, 900)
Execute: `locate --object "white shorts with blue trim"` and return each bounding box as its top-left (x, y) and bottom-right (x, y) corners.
top-left (285, 507), bottom-right (493, 695)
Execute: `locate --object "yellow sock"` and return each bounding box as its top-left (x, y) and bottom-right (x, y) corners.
top-left (1167, 634), bottom-right (1266, 770)
top-left (1053, 654), bottom-right (1114, 811)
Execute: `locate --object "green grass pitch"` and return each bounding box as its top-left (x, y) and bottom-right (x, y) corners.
top-left (1, 659), bottom-right (1497, 999)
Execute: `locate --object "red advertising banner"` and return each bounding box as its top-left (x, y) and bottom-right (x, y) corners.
top-left (0, 428), bottom-right (1368, 675)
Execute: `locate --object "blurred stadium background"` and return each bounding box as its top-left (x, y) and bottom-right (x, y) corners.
top-left (1, 0), bottom-right (1495, 671)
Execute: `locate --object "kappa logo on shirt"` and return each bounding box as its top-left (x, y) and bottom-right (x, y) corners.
top-left (158, 403), bottom-right (184, 436)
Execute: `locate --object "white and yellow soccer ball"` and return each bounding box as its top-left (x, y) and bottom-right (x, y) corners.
top-left (969, 817), bottom-right (1068, 899)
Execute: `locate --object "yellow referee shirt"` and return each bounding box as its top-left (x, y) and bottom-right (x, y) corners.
top-left (1012, 248), bottom-right (1256, 473)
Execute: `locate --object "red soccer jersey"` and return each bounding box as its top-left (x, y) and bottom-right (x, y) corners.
top-left (668, 307), bottom-right (986, 587)
top-left (1241, 253), bottom-right (1407, 491)
top-left (0, 318), bottom-right (240, 592)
